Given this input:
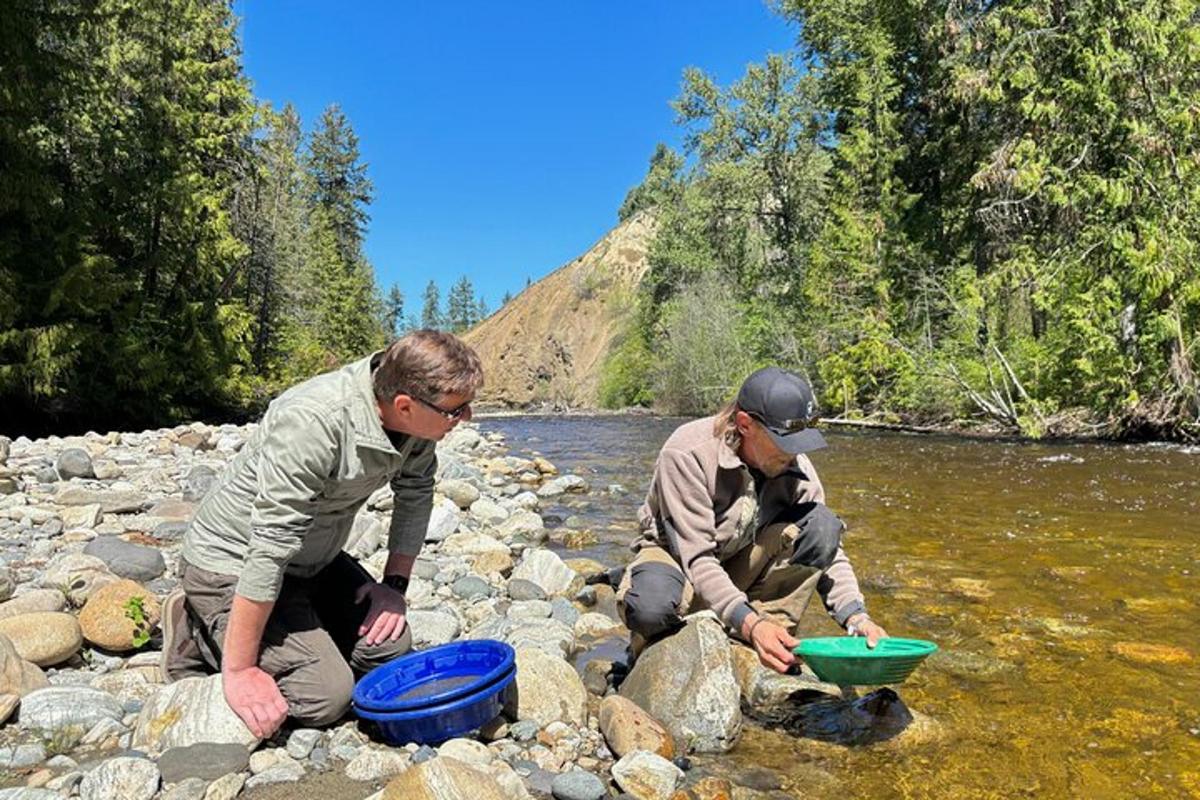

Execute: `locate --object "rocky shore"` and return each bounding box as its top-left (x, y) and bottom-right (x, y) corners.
top-left (0, 423), bottom-right (928, 800)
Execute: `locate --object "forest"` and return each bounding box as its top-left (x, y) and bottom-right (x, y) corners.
top-left (0, 0), bottom-right (490, 436)
top-left (604, 0), bottom-right (1200, 440)
top-left (3, 0), bottom-right (1198, 440)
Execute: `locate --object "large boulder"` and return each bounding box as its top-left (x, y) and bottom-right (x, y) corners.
top-left (133, 674), bottom-right (260, 753)
top-left (382, 756), bottom-right (508, 800)
top-left (0, 612), bottom-right (82, 666)
top-left (504, 647), bottom-right (587, 727)
top-left (79, 580), bottom-right (161, 652)
top-left (619, 614), bottom-right (742, 753)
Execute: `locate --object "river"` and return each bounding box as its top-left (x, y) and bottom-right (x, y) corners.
top-left (477, 414), bottom-right (1200, 799)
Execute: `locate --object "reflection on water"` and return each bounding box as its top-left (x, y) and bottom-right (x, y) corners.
top-left (478, 415), bottom-right (1200, 799)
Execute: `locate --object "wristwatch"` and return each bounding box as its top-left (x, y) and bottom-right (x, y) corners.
top-left (381, 574), bottom-right (409, 594)
top-left (846, 615), bottom-right (871, 636)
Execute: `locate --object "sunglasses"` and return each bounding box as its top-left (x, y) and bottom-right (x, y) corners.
top-left (413, 394), bottom-right (471, 421)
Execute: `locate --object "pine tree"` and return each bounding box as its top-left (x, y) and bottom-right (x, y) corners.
top-left (307, 104), bottom-right (373, 265)
top-left (385, 285), bottom-right (405, 338)
top-left (420, 281), bottom-right (443, 329)
top-left (446, 276), bottom-right (477, 332)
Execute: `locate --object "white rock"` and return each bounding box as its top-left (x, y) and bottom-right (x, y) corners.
top-left (79, 756), bottom-right (160, 800)
top-left (437, 737), bottom-right (493, 768)
top-left (440, 532), bottom-right (509, 557)
top-left (344, 747), bottom-right (409, 781)
top-left (132, 674), bottom-right (259, 753)
top-left (407, 609), bottom-right (462, 648)
top-left (424, 498), bottom-right (461, 542)
top-left (505, 647), bottom-right (587, 727)
top-left (511, 549), bottom-right (578, 597)
top-left (610, 750), bottom-right (684, 800)
top-left (469, 497), bottom-right (509, 525)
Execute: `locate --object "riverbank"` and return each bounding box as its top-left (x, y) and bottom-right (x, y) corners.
top-left (0, 420), bottom-right (904, 800)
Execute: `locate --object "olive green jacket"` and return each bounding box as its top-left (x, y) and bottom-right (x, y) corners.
top-left (182, 353), bottom-right (436, 602)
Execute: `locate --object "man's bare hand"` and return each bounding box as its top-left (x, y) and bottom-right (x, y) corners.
top-left (846, 613), bottom-right (888, 648)
top-left (355, 582), bottom-right (408, 646)
top-left (742, 614), bottom-right (798, 673)
top-left (223, 665), bottom-right (288, 739)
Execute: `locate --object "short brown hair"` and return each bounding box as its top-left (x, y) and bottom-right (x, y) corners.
top-left (372, 330), bottom-right (484, 402)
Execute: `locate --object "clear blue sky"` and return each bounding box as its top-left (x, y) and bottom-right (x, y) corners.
top-left (236, 1), bottom-right (797, 316)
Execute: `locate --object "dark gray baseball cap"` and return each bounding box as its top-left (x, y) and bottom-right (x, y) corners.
top-left (736, 367), bottom-right (827, 454)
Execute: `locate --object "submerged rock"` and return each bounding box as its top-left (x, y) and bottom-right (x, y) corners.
top-left (745, 686), bottom-right (929, 747)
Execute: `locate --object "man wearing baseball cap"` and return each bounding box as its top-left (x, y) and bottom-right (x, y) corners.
top-left (617, 366), bottom-right (887, 673)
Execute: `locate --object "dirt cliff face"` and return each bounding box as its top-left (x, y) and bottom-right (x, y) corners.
top-left (463, 211), bottom-right (656, 408)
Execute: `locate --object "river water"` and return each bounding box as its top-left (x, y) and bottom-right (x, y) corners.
top-left (478, 414), bottom-right (1200, 800)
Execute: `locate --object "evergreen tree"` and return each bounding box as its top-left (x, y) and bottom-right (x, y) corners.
top-left (420, 280), bottom-right (443, 329)
top-left (446, 276), bottom-right (477, 332)
top-left (502, 291), bottom-right (514, 306)
top-left (384, 285), bottom-right (405, 338)
top-left (306, 104), bottom-right (373, 265)
top-left (474, 293), bottom-right (489, 323)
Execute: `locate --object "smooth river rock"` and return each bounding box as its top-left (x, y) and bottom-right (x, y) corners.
top-left (610, 750), bottom-right (684, 800)
top-left (83, 536), bottom-right (166, 581)
top-left (17, 686), bottom-right (125, 735)
top-left (382, 756), bottom-right (508, 800)
top-left (78, 579), bottom-right (161, 652)
top-left (598, 695), bottom-right (675, 759)
top-left (0, 612), bottom-right (83, 666)
top-left (0, 633), bottom-right (48, 698)
top-left (0, 589), bottom-right (66, 620)
top-left (78, 756), bottom-right (160, 800)
top-left (619, 614), bottom-right (742, 753)
top-left (39, 552), bottom-right (119, 607)
top-left (505, 647), bottom-right (587, 727)
top-left (133, 674), bottom-right (260, 753)
top-left (510, 549), bottom-right (579, 598)
top-left (55, 448), bottom-right (95, 481)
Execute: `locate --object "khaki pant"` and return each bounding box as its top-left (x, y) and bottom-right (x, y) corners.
top-left (174, 553), bottom-right (412, 727)
top-left (618, 521), bottom-right (823, 653)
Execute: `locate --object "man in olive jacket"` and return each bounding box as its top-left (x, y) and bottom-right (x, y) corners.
top-left (163, 330), bottom-right (483, 737)
top-left (619, 367), bottom-right (887, 673)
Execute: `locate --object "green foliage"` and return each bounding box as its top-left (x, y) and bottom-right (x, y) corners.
top-left (612, 0), bottom-right (1200, 439)
top-left (420, 281), bottom-right (443, 330)
top-left (123, 595), bottom-right (152, 649)
top-left (0, 2), bottom-right (394, 433)
top-left (599, 327), bottom-right (656, 408)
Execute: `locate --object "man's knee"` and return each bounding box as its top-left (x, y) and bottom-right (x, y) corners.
top-left (351, 621), bottom-right (413, 673)
top-left (620, 562), bottom-right (685, 640)
top-left (283, 659), bottom-right (355, 728)
top-left (785, 502), bottom-right (845, 570)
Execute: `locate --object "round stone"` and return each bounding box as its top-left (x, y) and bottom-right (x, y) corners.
top-left (55, 448), bottom-right (95, 481)
top-left (551, 770), bottom-right (607, 800)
